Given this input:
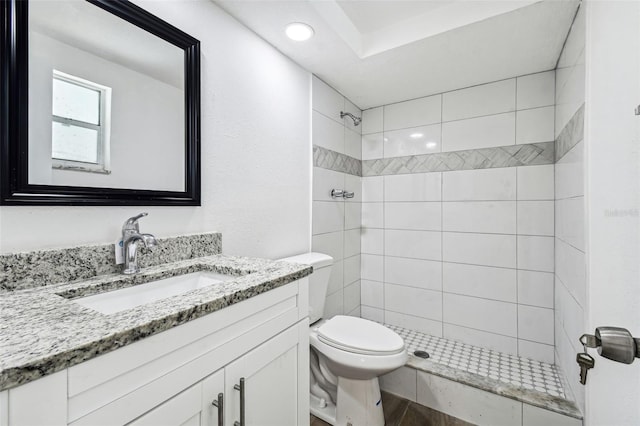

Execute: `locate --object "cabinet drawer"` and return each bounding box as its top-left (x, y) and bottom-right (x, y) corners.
top-left (69, 282), bottom-right (301, 425)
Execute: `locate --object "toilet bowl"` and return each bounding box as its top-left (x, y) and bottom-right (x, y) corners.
top-left (279, 253), bottom-right (407, 426)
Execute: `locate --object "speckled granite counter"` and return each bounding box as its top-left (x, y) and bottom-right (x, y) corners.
top-left (0, 255), bottom-right (312, 392)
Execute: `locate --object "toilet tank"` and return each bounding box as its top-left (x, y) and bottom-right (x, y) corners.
top-left (278, 252), bottom-right (333, 324)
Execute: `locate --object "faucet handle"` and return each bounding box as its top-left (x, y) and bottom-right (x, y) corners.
top-left (123, 212), bottom-right (148, 234)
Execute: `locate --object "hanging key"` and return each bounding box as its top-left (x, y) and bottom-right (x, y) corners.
top-left (576, 352), bottom-right (595, 385)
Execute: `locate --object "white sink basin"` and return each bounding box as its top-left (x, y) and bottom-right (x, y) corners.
top-left (74, 271), bottom-right (235, 315)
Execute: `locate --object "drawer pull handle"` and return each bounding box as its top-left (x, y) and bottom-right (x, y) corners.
top-left (211, 392), bottom-right (224, 426)
top-left (233, 378), bottom-right (245, 426)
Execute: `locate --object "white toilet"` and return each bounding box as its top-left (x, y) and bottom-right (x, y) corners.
top-left (280, 252), bottom-right (407, 426)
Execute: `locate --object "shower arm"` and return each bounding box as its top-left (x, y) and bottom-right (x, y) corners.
top-left (340, 111), bottom-right (361, 126)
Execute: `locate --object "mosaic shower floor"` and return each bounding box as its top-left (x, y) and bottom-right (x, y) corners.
top-left (387, 324), bottom-right (567, 399)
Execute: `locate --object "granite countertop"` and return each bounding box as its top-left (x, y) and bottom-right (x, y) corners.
top-left (0, 255), bottom-right (312, 392)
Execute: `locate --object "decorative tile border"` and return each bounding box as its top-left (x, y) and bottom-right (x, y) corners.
top-left (0, 233), bottom-right (222, 291)
top-left (556, 104), bottom-right (585, 162)
top-left (362, 142), bottom-right (554, 177)
top-left (313, 145), bottom-right (362, 176)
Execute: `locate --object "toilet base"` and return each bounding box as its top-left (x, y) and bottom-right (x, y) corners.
top-left (310, 393), bottom-right (337, 424)
top-left (336, 377), bottom-right (385, 426)
top-left (310, 377), bottom-right (385, 426)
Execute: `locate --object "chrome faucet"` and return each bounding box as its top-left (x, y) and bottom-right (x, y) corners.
top-left (122, 212), bottom-right (158, 275)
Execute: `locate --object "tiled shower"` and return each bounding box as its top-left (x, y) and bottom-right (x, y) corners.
top-left (311, 4), bottom-right (587, 418)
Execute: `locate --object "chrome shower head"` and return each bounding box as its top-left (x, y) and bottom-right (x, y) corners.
top-left (340, 111), bottom-right (361, 126)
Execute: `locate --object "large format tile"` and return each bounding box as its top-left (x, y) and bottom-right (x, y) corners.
top-left (361, 228), bottom-right (383, 255)
top-left (312, 201), bottom-right (345, 235)
top-left (385, 311), bottom-right (443, 337)
top-left (517, 201), bottom-right (554, 236)
top-left (361, 254), bottom-right (384, 282)
top-left (362, 106), bottom-right (383, 134)
top-left (362, 176), bottom-right (384, 202)
top-left (443, 232), bottom-right (516, 268)
top-left (362, 132), bottom-right (384, 160)
top-left (442, 79), bottom-right (515, 122)
top-left (517, 165), bottom-right (555, 200)
top-left (313, 167), bottom-right (344, 201)
top-left (518, 305), bottom-right (555, 345)
top-left (311, 231), bottom-right (343, 261)
top-left (384, 124), bottom-right (442, 158)
top-left (385, 284), bottom-right (443, 321)
top-left (443, 293), bottom-right (518, 337)
top-left (385, 230), bottom-right (442, 261)
top-left (516, 71), bottom-right (555, 110)
top-left (345, 127), bottom-right (362, 159)
top-left (385, 256), bottom-right (442, 290)
top-left (385, 202), bottom-right (441, 231)
top-left (443, 201), bottom-right (516, 234)
top-left (443, 168), bottom-right (516, 201)
top-left (442, 112), bottom-right (515, 152)
top-left (361, 279), bottom-right (383, 308)
top-left (517, 270), bottom-right (554, 308)
top-left (443, 262), bottom-right (516, 303)
top-left (516, 106), bottom-right (555, 144)
top-left (384, 95), bottom-right (442, 131)
top-left (361, 202), bottom-right (384, 228)
top-left (313, 111), bottom-right (344, 153)
top-left (517, 236), bottom-right (554, 272)
top-left (344, 202), bottom-right (362, 230)
top-left (384, 173), bottom-right (442, 201)
top-left (344, 256), bottom-right (361, 287)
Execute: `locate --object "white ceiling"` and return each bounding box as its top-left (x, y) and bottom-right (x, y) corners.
top-left (214, 0), bottom-right (579, 109)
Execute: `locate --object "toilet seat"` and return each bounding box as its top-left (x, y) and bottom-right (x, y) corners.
top-left (316, 315), bottom-right (405, 356)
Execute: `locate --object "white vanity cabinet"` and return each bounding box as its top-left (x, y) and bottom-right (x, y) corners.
top-left (0, 278), bottom-right (310, 426)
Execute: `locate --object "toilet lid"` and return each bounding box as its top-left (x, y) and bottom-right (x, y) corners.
top-left (316, 316), bottom-right (405, 355)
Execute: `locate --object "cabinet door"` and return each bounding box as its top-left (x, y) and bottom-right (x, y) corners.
top-left (128, 383), bottom-right (202, 426)
top-left (225, 322), bottom-right (308, 426)
top-left (201, 370), bottom-right (225, 426)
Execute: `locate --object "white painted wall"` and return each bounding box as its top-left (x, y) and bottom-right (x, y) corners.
top-left (29, 31), bottom-right (185, 191)
top-left (584, 1), bottom-right (640, 424)
top-left (0, 0), bottom-right (311, 260)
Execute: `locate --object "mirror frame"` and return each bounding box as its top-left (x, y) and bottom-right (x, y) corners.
top-left (0, 0), bottom-right (201, 205)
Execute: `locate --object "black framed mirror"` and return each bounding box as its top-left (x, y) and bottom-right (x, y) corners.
top-left (1, 0), bottom-right (200, 205)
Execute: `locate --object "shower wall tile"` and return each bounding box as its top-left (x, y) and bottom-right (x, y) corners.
top-left (442, 78), bottom-right (515, 121)
top-left (362, 106), bottom-right (383, 134)
top-left (361, 228), bottom-right (383, 255)
top-left (384, 172), bottom-right (442, 201)
top-left (384, 256), bottom-right (442, 291)
top-left (362, 176), bottom-right (384, 202)
top-left (443, 263), bottom-right (516, 303)
top-left (361, 202), bottom-right (383, 228)
top-left (312, 77), bottom-right (362, 317)
top-left (383, 124), bottom-right (442, 158)
top-left (384, 202), bottom-right (441, 231)
top-left (383, 95), bottom-right (442, 131)
top-left (516, 71), bottom-right (556, 110)
top-left (385, 230), bottom-right (442, 261)
top-left (442, 112), bottom-right (515, 152)
top-left (355, 71), bottom-right (559, 362)
top-left (516, 106), bottom-right (555, 144)
top-left (443, 168), bottom-right (516, 201)
top-left (517, 165), bottom-right (555, 200)
top-left (313, 111), bottom-right (344, 153)
top-left (345, 127), bottom-right (362, 159)
top-left (362, 132), bottom-right (384, 160)
top-left (442, 201), bottom-right (516, 234)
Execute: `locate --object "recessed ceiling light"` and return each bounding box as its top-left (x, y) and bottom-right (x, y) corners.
top-left (409, 133), bottom-right (424, 139)
top-left (285, 22), bottom-right (314, 41)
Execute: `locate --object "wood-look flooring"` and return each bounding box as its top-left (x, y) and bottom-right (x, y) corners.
top-left (310, 391), bottom-right (473, 426)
